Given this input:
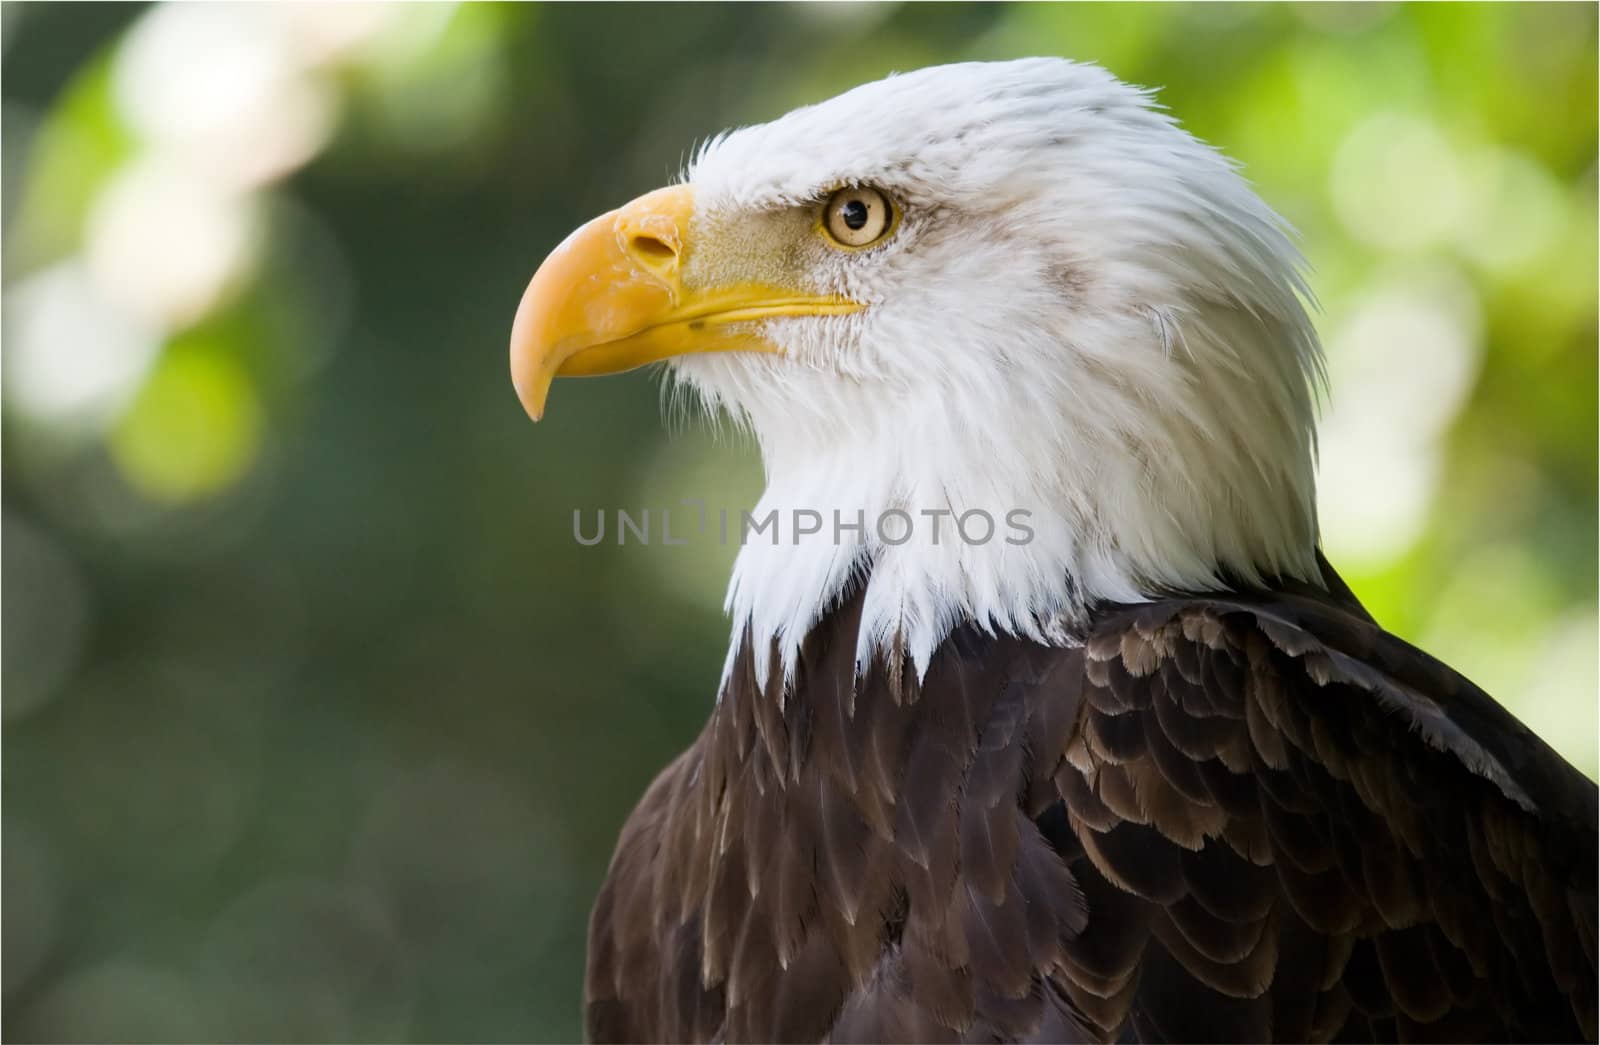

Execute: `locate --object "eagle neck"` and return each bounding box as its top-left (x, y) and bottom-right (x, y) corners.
top-left (718, 389), bottom-right (1115, 697)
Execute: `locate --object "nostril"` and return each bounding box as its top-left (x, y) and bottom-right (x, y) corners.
top-left (630, 234), bottom-right (677, 262)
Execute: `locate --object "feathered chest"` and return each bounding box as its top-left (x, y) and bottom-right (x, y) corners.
top-left (585, 587), bottom-right (1597, 1044)
top-left (593, 591), bottom-right (1094, 1041)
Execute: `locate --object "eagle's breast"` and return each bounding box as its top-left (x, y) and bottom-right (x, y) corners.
top-left (584, 585), bottom-right (1598, 1043)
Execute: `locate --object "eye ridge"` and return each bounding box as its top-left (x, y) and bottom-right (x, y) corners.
top-left (822, 186), bottom-right (895, 249)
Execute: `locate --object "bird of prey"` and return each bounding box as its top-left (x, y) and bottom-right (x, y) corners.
top-left (509, 59), bottom-right (1598, 1043)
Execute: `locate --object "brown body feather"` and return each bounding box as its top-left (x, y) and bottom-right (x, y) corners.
top-left (585, 578), bottom-right (1598, 1043)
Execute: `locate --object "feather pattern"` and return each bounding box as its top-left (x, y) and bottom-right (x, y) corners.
top-left (585, 582), bottom-right (1598, 1042)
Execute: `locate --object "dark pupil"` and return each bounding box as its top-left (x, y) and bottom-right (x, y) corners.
top-left (841, 199), bottom-right (870, 231)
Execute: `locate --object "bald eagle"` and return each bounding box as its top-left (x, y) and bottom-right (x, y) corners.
top-left (510, 60), bottom-right (1598, 1043)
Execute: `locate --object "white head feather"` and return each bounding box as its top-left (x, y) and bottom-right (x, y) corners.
top-left (668, 58), bottom-right (1324, 688)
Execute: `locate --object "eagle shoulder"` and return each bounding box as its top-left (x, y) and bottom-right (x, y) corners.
top-left (1062, 592), bottom-right (1598, 1042)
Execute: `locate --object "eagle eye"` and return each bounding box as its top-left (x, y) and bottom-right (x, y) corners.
top-left (822, 187), bottom-right (894, 248)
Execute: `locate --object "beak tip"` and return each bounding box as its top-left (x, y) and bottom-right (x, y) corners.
top-left (511, 318), bottom-right (553, 421)
top-left (512, 374), bottom-right (548, 423)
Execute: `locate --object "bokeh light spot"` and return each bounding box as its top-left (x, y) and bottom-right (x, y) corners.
top-left (1454, 146), bottom-right (1568, 273)
top-left (2, 261), bottom-right (162, 436)
top-left (1317, 269), bottom-right (1483, 567)
top-left (108, 347), bottom-right (264, 503)
top-left (87, 159), bottom-right (258, 330)
top-left (1331, 112), bottom-right (1465, 251)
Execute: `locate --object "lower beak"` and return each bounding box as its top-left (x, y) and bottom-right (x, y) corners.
top-left (509, 184), bottom-right (859, 421)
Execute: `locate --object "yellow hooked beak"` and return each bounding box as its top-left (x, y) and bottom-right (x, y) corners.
top-left (509, 185), bottom-right (861, 421)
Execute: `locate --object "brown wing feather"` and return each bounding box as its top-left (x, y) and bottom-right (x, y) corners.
top-left (584, 581), bottom-right (1598, 1042)
top-left (1047, 593), bottom-right (1597, 1043)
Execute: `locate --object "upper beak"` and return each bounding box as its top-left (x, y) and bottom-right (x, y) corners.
top-left (509, 184), bottom-right (859, 420)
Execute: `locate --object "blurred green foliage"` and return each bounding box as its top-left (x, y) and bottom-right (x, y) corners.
top-left (3, 3), bottom-right (1595, 1041)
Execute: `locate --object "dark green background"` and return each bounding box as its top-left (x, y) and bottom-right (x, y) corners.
top-left (4, 4), bottom-right (1595, 1040)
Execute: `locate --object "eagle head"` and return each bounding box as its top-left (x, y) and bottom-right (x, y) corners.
top-left (511, 58), bottom-right (1324, 682)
